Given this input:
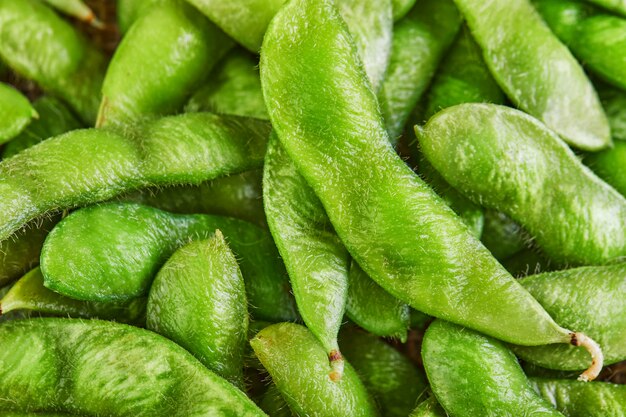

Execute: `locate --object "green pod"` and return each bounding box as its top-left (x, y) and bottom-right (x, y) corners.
top-left (147, 233), bottom-right (248, 387)
top-left (379, 0), bottom-right (461, 141)
top-left (41, 203), bottom-right (298, 322)
top-left (123, 169), bottom-right (265, 227)
top-left (41, 0), bottom-right (102, 27)
top-left (513, 264), bottom-right (626, 370)
top-left (392, 0), bottom-right (416, 20)
top-left (262, 0), bottom-right (589, 356)
top-left (0, 83), bottom-right (37, 144)
top-left (0, 0), bottom-right (105, 123)
top-left (258, 385), bottom-right (293, 417)
top-left (422, 320), bottom-right (563, 417)
top-left (531, 0), bottom-right (594, 44)
top-left (480, 210), bottom-right (527, 260)
top-left (531, 378), bottom-right (626, 416)
top-left (97, 1), bottom-right (232, 129)
top-left (0, 318), bottom-right (265, 416)
top-left (116, 0), bottom-right (163, 34)
top-left (1, 268), bottom-right (146, 324)
top-left (0, 113), bottom-right (270, 241)
top-left (502, 248), bottom-right (553, 278)
top-left (186, 49), bottom-right (268, 120)
top-left (264, 134), bottom-right (349, 377)
top-left (2, 96), bottom-right (82, 159)
top-left (345, 260), bottom-right (410, 340)
top-left (250, 322), bottom-right (379, 416)
top-left (0, 216), bottom-right (59, 287)
top-left (417, 103), bottom-right (626, 266)
top-left (454, 0), bottom-right (610, 150)
top-left (409, 396), bottom-right (447, 417)
top-left (597, 84), bottom-right (626, 141)
top-left (583, 0), bottom-right (626, 16)
top-left (571, 15), bottom-right (626, 90)
top-left (585, 140), bottom-right (626, 197)
top-left (1, 414), bottom-right (82, 417)
top-left (339, 327), bottom-right (428, 417)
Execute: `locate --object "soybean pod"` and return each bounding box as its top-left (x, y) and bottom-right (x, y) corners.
top-left (409, 396), bottom-right (447, 417)
top-left (597, 84), bottom-right (626, 141)
top-left (41, 0), bottom-right (103, 27)
top-left (585, 140), bottom-right (626, 197)
top-left (261, 0), bottom-right (602, 380)
top-left (391, 0), bottom-right (416, 20)
top-left (0, 83), bottom-right (37, 144)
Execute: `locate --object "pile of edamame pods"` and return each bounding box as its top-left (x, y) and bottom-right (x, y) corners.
top-left (0, 0), bottom-right (625, 415)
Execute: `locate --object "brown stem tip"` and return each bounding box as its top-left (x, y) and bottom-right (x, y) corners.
top-left (570, 332), bottom-right (603, 382)
top-left (328, 350), bottom-right (344, 382)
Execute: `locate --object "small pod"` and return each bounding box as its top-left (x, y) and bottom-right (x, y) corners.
top-left (0, 83), bottom-right (37, 144)
top-left (41, 203), bottom-right (298, 322)
top-left (513, 263), bottom-right (626, 371)
top-left (453, 0), bottom-right (610, 150)
top-left (0, 267), bottom-right (146, 324)
top-left (422, 320), bottom-right (563, 417)
top-left (531, 378), bottom-right (626, 416)
top-left (250, 322), bottom-right (379, 417)
top-left (0, 319), bottom-right (265, 416)
top-left (147, 233), bottom-right (248, 387)
top-left (417, 103), bottom-right (626, 266)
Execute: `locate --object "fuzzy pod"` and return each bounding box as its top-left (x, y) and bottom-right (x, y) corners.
top-left (0, 83), bottom-right (37, 144)
top-left (41, 0), bottom-right (102, 27)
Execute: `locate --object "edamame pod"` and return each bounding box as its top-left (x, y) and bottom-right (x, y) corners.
top-left (41, 203), bottom-right (298, 322)
top-left (513, 264), bottom-right (626, 370)
top-left (42, 0), bottom-right (103, 27)
top-left (583, 0), bottom-right (626, 16)
top-left (258, 385), bottom-right (293, 417)
top-left (531, 0), bottom-right (594, 44)
top-left (250, 322), bottom-right (379, 416)
top-left (0, 319), bottom-right (266, 416)
top-left (345, 260), bottom-right (410, 340)
top-left (453, 0), bottom-right (610, 150)
top-left (392, 0), bottom-right (416, 21)
top-left (2, 96), bottom-right (82, 159)
top-left (422, 320), bottom-right (564, 417)
top-left (116, 0), bottom-right (164, 34)
top-left (502, 248), bottom-right (553, 278)
top-left (262, 0), bottom-right (602, 379)
top-left (598, 84), bottom-right (626, 141)
top-left (339, 327), bottom-right (427, 417)
top-left (1, 268), bottom-right (146, 324)
top-left (147, 233), bottom-right (248, 387)
top-left (0, 113), bottom-right (270, 241)
top-left (531, 378), bottom-right (626, 416)
top-left (0, 83), bottom-right (37, 144)
top-left (417, 103), bottom-right (626, 266)
top-left (481, 210), bottom-right (527, 260)
top-left (409, 396), bottom-right (447, 417)
top-left (585, 140), bottom-right (626, 197)
top-left (378, 0), bottom-right (461, 141)
top-left (0, 0), bottom-right (106, 123)
top-left (97, 1), bottom-right (232, 129)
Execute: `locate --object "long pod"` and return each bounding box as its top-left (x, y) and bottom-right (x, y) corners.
top-left (453, 0), bottom-right (610, 150)
top-left (0, 83), bottom-right (37, 144)
top-left (261, 0), bottom-right (602, 380)
top-left (417, 103), bottom-right (626, 266)
top-left (0, 319), bottom-right (265, 416)
top-left (250, 322), bottom-right (379, 417)
top-left (422, 320), bottom-right (564, 416)
top-left (0, 113), bottom-right (270, 241)
top-left (40, 203), bottom-right (298, 322)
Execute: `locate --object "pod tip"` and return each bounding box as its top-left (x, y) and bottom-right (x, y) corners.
top-left (328, 349), bottom-right (344, 382)
top-left (570, 332), bottom-right (603, 382)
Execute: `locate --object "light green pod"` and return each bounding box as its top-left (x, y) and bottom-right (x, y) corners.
top-left (531, 378), bottom-right (626, 416)
top-left (339, 327), bottom-right (428, 417)
top-left (0, 113), bottom-right (270, 242)
top-left (391, 0), bottom-right (416, 20)
top-left (583, 0), bottom-right (626, 16)
top-left (409, 396), bottom-right (447, 417)
top-left (262, 0), bottom-right (589, 355)
top-left (2, 96), bottom-right (82, 159)
top-left (598, 84), bottom-right (626, 141)
top-left (513, 264), bottom-right (626, 370)
top-left (422, 320), bottom-right (563, 417)
top-left (481, 210), bottom-right (527, 260)
top-left (264, 134), bottom-right (349, 377)
top-left (41, 0), bottom-right (102, 27)
top-left (585, 140), bottom-right (626, 197)
top-left (0, 319), bottom-right (266, 416)
top-left (454, 0), bottom-right (610, 150)
top-left (147, 233), bottom-right (247, 387)
top-left (417, 103), bottom-right (626, 266)
top-left (186, 49), bottom-right (268, 120)
top-left (0, 83), bottom-right (37, 144)
top-left (345, 260), bottom-right (410, 340)
top-left (41, 203), bottom-right (298, 322)
top-left (379, 0), bottom-right (461, 141)
top-left (250, 322), bottom-right (379, 416)
top-left (97, 1), bottom-right (232, 129)
top-left (0, 0), bottom-right (105, 123)
top-left (1, 267), bottom-right (146, 324)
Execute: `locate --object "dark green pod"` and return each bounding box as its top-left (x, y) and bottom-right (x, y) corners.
top-left (258, 385), bottom-right (293, 417)
top-left (417, 103), bottom-right (626, 266)
top-left (147, 233), bottom-right (248, 387)
top-left (339, 327), bottom-right (428, 416)
top-left (585, 140), bottom-right (626, 197)
top-left (0, 0), bottom-right (105, 123)
top-left (583, 0), bottom-right (626, 15)
top-left (0, 319), bottom-right (265, 416)
top-left (0, 268), bottom-right (146, 324)
top-left (422, 320), bottom-right (563, 417)
top-left (250, 322), bottom-right (379, 416)
top-left (41, 203), bottom-right (298, 322)
top-left (454, 0), bottom-right (610, 150)
top-left (597, 84), bottom-right (626, 141)
top-left (481, 210), bottom-right (527, 260)
top-left (392, 0), bottom-right (416, 20)
top-left (0, 83), bottom-right (36, 144)
top-left (513, 264), bottom-right (626, 370)
top-left (531, 378), bottom-right (626, 416)
top-left (502, 248), bottom-right (554, 278)
top-left (531, 0), bottom-right (594, 44)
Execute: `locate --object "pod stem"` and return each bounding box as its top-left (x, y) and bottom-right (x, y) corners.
top-left (328, 349), bottom-right (344, 382)
top-left (570, 332), bottom-right (603, 382)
